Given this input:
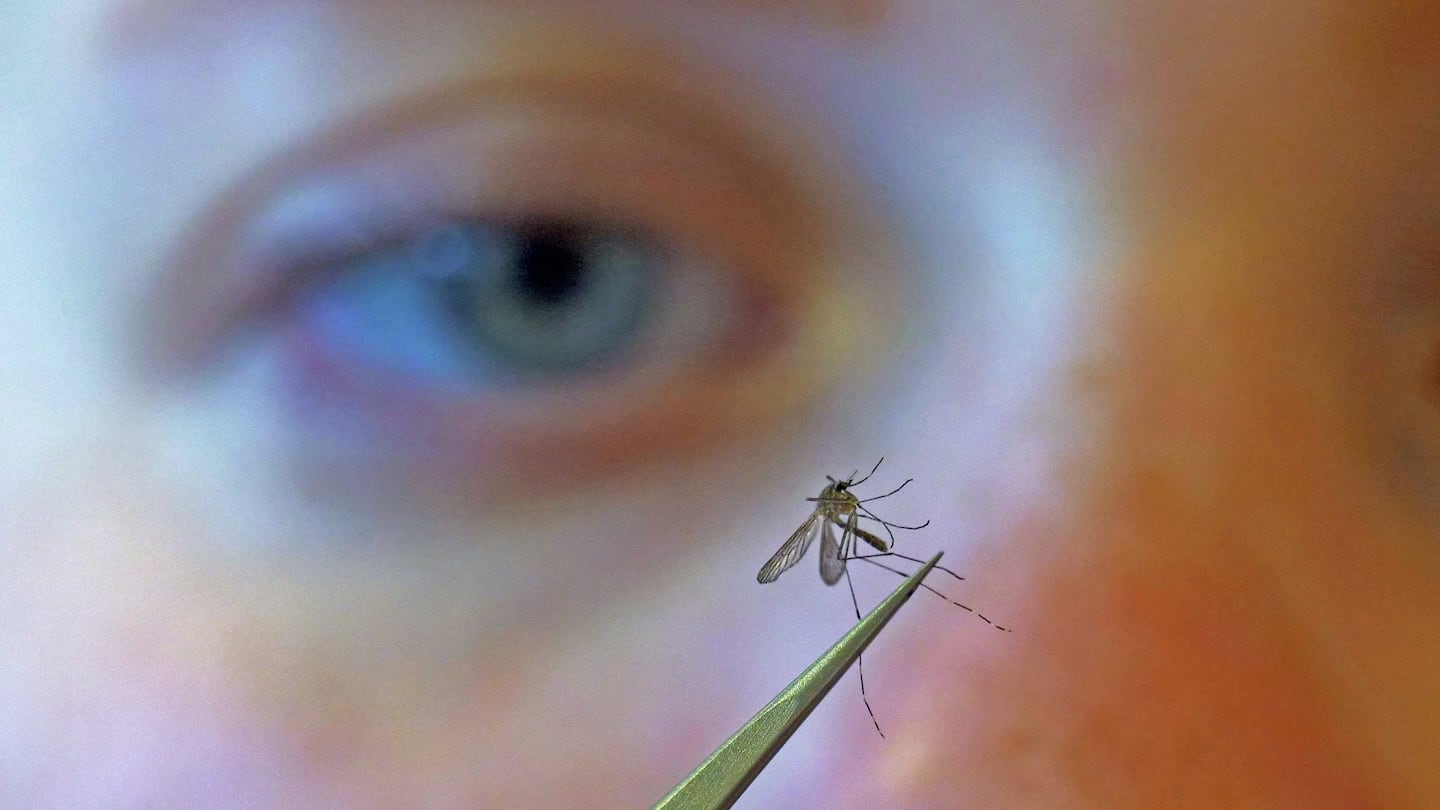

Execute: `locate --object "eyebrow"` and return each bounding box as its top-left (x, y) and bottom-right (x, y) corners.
top-left (102, 0), bottom-right (889, 58)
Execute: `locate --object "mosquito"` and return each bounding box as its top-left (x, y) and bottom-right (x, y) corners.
top-left (756, 459), bottom-right (1010, 736)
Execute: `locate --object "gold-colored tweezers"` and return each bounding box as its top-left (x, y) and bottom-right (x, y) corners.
top-left (653, 551), bottom-right (943, 810)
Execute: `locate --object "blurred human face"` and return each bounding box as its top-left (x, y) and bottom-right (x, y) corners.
top-left (4, 1), bottom-right (1439, 807)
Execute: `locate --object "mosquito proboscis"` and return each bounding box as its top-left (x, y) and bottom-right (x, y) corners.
top-left (756, 459), bottom-right (1010, 736)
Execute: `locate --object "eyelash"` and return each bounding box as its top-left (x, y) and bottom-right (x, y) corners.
top-left (153, 76), bottom-right (871, 497)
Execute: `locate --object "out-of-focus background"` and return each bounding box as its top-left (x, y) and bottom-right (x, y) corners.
top-left (4, 2), bottom-right (1440, 807)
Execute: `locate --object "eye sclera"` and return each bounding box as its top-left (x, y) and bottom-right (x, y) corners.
top-left (151, 65), bottom-right (896, 495)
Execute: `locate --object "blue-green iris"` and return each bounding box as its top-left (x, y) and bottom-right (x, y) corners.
top-left (314, 218), bottom-right (658, 382)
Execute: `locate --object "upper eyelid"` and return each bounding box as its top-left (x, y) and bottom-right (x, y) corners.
top-left (247, 67), bottom-right (817, 241)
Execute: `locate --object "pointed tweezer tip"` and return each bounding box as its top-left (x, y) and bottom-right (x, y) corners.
top-left (653, 551), bottom-right (943, 810)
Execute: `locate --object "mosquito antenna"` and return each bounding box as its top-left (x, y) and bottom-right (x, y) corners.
top-left (849, 458), bottom-right (884, 488)
top-left (859, 478), bottom-right (912, 503)
top-left (847, 553), bottom-right (1011, 632)
top-left (841, 561), bottom-right (885, 737)
top-left (825, 475), bottom-right (838, 484)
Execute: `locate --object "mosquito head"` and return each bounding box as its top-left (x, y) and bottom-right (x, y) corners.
top-left (815, 481), bottom-right (854, 504)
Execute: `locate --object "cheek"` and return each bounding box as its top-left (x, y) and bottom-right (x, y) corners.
top-left (839, 499), bottom-right (1389, 807)
top-left (825, 260), bottom-right (1413, 805)
top-left (4, 474), bottom-right (308, 805)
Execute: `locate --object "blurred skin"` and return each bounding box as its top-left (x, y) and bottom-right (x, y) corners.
top-left (4, 1), bottom-right (1440, 807)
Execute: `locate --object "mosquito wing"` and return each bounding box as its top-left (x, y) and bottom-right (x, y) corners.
top-left (757, 513), bottom-right (823, 584)
top-left (819, 516), bottom-right (846, 586)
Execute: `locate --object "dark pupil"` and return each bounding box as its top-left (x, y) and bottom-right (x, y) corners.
top-left (515, 228), bottom-right (585, 305)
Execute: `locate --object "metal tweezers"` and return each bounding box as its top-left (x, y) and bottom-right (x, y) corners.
top-left (653, 551), bottom-right (943, 810)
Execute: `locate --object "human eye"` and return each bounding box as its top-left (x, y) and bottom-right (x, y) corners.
top-left (305, 217), bottom-right (670, 378)
top-left (148, 58), bottom-right (899, 502)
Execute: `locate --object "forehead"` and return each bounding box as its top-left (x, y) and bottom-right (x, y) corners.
top-left (99, 0), bottom-right (893, 55)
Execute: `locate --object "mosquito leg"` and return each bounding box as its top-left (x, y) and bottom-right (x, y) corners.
top-left (847, 550), bottom-right (966, 583)
top-left (855, 506), bottom-right (900, 550)
top-left (857, 504), bottom-right (929, 531)
top-left (846, 553), bottom-right (1012, 632)
top-left (842, 556), bottom-right (863, 623)
top-left (854, 505), bottom-right (933, 559)
top-left (842, 563), bottom-right (885, 738)
top-left (858, 477), bottom-right (912, 503)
